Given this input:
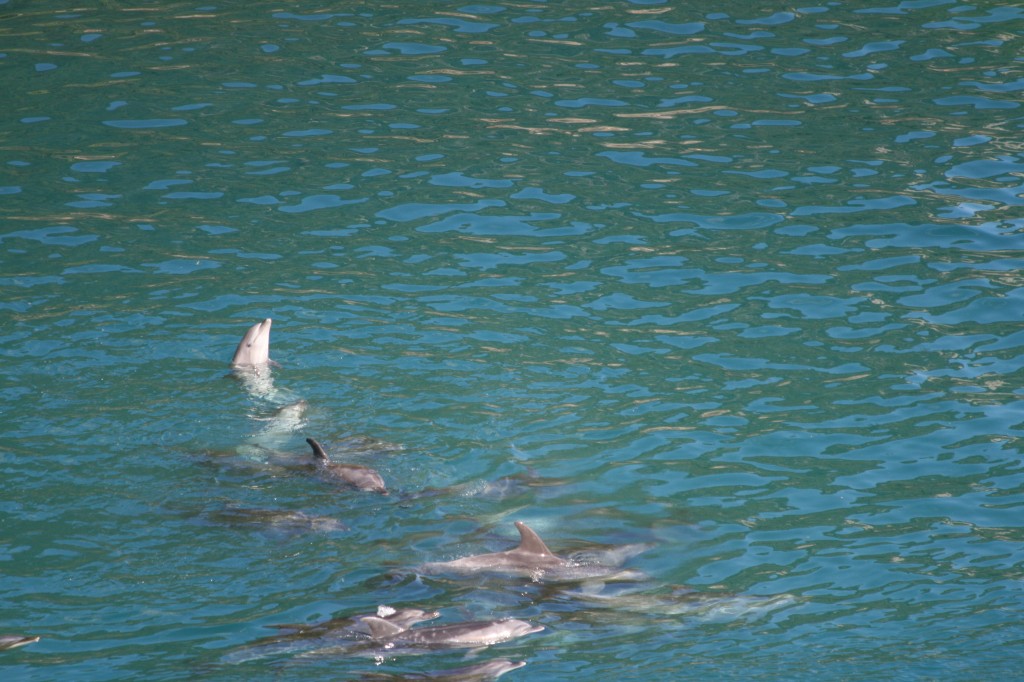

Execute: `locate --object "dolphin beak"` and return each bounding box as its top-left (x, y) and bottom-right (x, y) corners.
top-left (231, 318), bottom-right (272, 367)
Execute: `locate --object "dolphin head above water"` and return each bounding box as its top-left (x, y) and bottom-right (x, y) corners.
top-left (231, 318), bottom-right (272, 367)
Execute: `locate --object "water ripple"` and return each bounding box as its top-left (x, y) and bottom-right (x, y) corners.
top-left (2, 1), bottom-right (1023, 680)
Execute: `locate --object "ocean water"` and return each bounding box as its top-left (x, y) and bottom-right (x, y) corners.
top-left (1, 0), bottom-right (1023, 679)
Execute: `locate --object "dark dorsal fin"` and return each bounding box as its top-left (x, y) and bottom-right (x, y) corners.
top-left (514, 521), bottom-right (556, 556)
top-left (306, 437), bottom-right (329, 463)
top-left (362, 616), bottom-right (405, 641)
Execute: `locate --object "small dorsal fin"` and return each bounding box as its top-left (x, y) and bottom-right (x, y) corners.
top-left (306, 437), bottom-right (329, 462)
top-left (362, 616), bottom-right (405, 641)
top-left (514, 521), bottom-right (555, 556)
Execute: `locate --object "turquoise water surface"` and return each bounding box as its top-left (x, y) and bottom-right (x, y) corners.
top-left (2, 1), bottom-right (1023, 679)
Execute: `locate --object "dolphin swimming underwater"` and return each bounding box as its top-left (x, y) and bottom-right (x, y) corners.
top-left (0, 635), bottom-right (39, 651)
top-left (561, 584), bottom-right (800, 622)
top-left (224, 399), bottom-right (309, 466)
top-left (207, 505), bottom-right (347, 534)
top-left (306, 438), bottom-right (388, 495)
top-left (275, 605), bottom-right (441, 639)
top-left (253, 399), bottom-right (308, 446)
top-left (359, 658), bottom-right (526, 681)
top-left (420, 658), bottom-right (526, 681)
top-left (361, 616), bottom-right (543, 650)
top-left (222, 605), bottom-right (440, 664)
top-left (418, 521), bottom-right (649, 583)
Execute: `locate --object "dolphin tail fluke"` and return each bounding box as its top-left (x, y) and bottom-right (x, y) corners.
top-left (514, 521), bottom-right (556, 557)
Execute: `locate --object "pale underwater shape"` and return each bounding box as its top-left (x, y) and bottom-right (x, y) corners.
top-left (357, 658), bottom-right (527, 681)
top-left (0, 635), bottom-right (40, 651)
top-left (206, 506), bottom-right (348, 534)
top-left (562, 584), bottom-right (801, 622)
top-left (233, 400), bottom-right (309, 462)
top-left (362, 616), bottom-right (543, 650)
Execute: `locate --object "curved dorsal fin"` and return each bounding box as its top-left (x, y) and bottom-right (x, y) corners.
top-left (514, 521), bottom-right (555, 556)
top-left (362, 616), bottom-right (405, 641)
top-left (306, 437), bottom-right (329, 462)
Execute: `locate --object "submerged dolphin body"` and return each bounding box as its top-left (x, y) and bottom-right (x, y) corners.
top-left (408, 470), bottom-right (569, 504)
top-left (256, 399), bottom-right (308, 442)
top-left (565, 583), bottom-right (799, 618)
top-left (307, 438), bottom-right (388, 495)
top-left (207, 506), bottom-right (347, 534)
top-left (361, 616), bottom-right (543, 650)
top-left (222, 605), bottom-right (440, 664)
top-left (231, 318), bottom-right (272, 367)
top-left (419, 521), bottom-right (649, 583)
top-left (359, 658), bottom-right (526, 681)
top-left (0, 635), bottom-right (39, 651)
top-left (419, 658), bottom-right (527, 681)
top-left (273, 605), bottom-right (441, 639)
top-left (230, 399), bottom-right (308, 463)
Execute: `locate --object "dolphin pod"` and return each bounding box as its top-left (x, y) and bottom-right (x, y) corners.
top-left (222, 319), bottom-right (545, 673)
top-left (227, 318), bottom-right (387, 492)
top-left (220, 319), bottom-right (794, 675)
